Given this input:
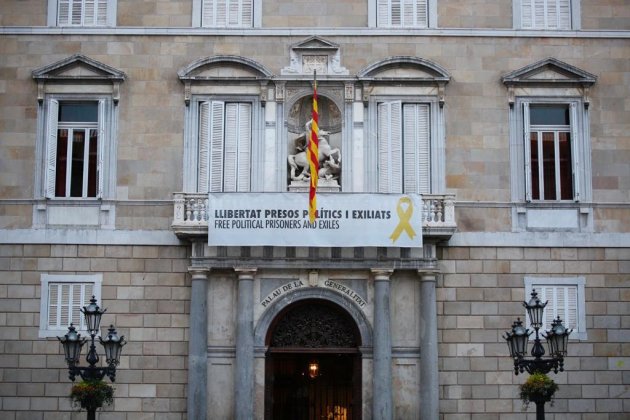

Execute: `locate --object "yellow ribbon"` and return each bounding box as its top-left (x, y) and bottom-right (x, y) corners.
top-left (389, 196), bottom-right (417, 243)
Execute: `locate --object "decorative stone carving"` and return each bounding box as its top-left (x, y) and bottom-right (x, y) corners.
top-left (281, 36), bottom-right (349, 76)
top-left (270, 303), bottom-right (358, 348)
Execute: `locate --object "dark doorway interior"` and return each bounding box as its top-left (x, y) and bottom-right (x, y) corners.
top-left (264, 299), bottom-right (362, 420)
top-left (267, 352), bottom-right (360, 420)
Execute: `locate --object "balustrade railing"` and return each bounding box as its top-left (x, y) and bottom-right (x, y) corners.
top-left (172, 193), bottom-right (456, 236)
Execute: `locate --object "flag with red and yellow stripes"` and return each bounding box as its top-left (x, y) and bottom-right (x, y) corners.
top-left (307, 73), bottom-right (319, 223)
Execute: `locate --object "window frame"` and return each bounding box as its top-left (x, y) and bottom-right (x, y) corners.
top-left (47, 0), bottom-right (117, 27)
top-left (367, 95), bottom-right (444, 194)
top-left (513, 0), bottom-right (581, 30)
top-left (186, 96), bottom-right (262, 193)
top-left (370, 0), bottom-right (437, 28)
top-left (193, 0), bottom-right (261, 28)
top-left (41, 95), bottom-right (114, 201)
top-left (39, 274), bottom-right (103, 338)
top-left (513, 97), bottom-right (589, 204)
top-left (524, 276), bottom-right (586, 340)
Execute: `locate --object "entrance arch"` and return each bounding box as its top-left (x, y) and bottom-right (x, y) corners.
top-left (259, 292), bottom-right (367, 420)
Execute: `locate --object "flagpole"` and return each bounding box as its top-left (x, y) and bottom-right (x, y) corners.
top-left (307, 70), bottom-right (319, 223)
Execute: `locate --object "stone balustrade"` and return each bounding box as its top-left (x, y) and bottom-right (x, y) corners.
top-left (172, 192), bottom-right (456, 239)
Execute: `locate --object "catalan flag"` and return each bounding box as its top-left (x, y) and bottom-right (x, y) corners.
top-left (307, 72), bottom-right (319, 223)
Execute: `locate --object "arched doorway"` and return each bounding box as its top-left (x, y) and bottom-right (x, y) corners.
top-left (264, 299), bottom-right (362, 420)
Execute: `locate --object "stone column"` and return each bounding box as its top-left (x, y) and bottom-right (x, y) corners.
top-left (371, 269), bottom-right (393, 420)
top-left (187, 267), bottom-right (209, 420)
top-left (234, 268), bottom-right (257, 420)
top-left (418, 271), bottom-right (439, 420)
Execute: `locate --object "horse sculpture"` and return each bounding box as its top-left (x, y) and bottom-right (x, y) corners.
top-left (287, 119), bottom-right (341, 181)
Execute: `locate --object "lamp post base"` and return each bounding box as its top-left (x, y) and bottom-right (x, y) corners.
top-left (87, 408), bottom-right (96, 420)
top-left (535, 401), bottom-right (545, 420)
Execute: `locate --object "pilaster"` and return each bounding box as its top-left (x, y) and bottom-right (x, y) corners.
top-left (187, 267), bottom-right (210, 420)
top-left (418, 270), bottom-right (439, 420)
top-left (371, 268), bottom-right (393, 420)
top-left (234, 268), bottom-right (257, 420)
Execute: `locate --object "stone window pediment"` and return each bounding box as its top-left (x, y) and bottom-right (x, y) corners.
top-left (502, 57), bottom-right (597, 87)
top-left (281, 36), bottom-right (349, 76)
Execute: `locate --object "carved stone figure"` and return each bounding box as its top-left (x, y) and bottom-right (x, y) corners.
top-left (288, 119), bottom-right (341, 181)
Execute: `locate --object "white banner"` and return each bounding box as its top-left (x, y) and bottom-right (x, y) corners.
top-left (208, 193), bottom-right (423, 248)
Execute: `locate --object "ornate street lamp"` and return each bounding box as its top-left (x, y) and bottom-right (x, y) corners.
top-left (504, 289), bottom-right (572, 420)
top-left (58, 296), bottom-right (126, 419)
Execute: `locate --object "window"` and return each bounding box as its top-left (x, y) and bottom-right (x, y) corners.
top-left (48, 0), bottom-right (116, 27)
top-left (377, 0), bottom-right (428, 28)
top-left (198, 101), bottom-right (252, 192)
top-left (48, 101), bottom-right (102, 198)
top-left (201, 0), bottom-right (253, 27)
top-left (39, 274), bottom-right (102, 338)
top-left (377, 102), bottom-right (430, 194)
top-left (44, 99), bottom-right (109, 199)
top-left (515, 0), bottom-right (580, 30)
top-left (525, 277), bottom-right (586, 340)
top-left (524, 103), bottom-right (578, 201)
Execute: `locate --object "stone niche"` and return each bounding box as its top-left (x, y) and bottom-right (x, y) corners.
top-left (286, 94), bottom-right (342, 192)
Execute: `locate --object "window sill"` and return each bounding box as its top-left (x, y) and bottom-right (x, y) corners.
top-left (33, 199), bottom-right (115, 229)
top-left (513, 203), bottom-right (592, 232)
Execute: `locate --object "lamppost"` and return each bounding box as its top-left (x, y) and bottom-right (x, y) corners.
top-left (503, 289), bottom-right (571, 420)
top-left (58, 296), bottom-right (126, 420)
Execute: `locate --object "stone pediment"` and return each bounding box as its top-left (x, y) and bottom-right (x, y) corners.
top-left (502, 57), bottom-right (596, 86)
top-left (357, 57), bottom-right (450, 82)
top-left (32, 54), bottom-right (126, 82)
top-left (281, 36), bottom-right (349, 76)
top-left (290, 36), bottom-right (339, 51)
top-left (178, 55), bottom-right (273, 81)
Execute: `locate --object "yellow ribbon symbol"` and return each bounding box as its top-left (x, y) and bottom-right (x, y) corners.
top-left (389, 196), bottom-right (417, 243)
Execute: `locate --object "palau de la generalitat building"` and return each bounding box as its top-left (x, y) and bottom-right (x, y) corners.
top-left (0, 1), bottom-right (629, 419)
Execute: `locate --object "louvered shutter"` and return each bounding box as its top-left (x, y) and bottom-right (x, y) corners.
top-left (96, 0), bottom-right (108, 25)
top-left (391, 0), bottom-right (402, 26)
top-left (58, 0), bottom-right (70, 25)
top-left (223, 104), bottom-right (239, 192)
top-left (216, 0), bottom-right (227, 26)
top-left (96, 99), bottom-right (105, 198)
top-left (522, 0), bottom-right (533, 28)
top-left (533, 0), bottom-right (545, 29)
top-left (537, 285), bottom-right (578, 331)
top-left (241, 0), bottom-right (253, 27)
top-left (46, 100), bottom-right (60, 198)
top-left (403, 104), bottom-right (430, 194)
top-left (48, 282), bottom-right (92, 330)
top-left (377, 0), bottom-right (390, 26)
top-left (85, 0), bottom-right (96, 25)
top-left (569, 102), bottom-right (579, 201)
top-left (48, 283), bottom-right (60, 328)
top-left (547, 0), bottom-right (558, 29)
top-left (558, 0), bottom-right (571, 29)
top-left (236, 103), bottom-right (252, 192)
top-left (209, 101), bottom-right (226, 192)
top-left (402, 0), bottom-right (427, 27)
top-left (202, 0), bottom-right (214, 26)
top-left (198, 102), bottom-right (211, 193)
top-left (71, 0), bottom-right (83, 25)
top-left (523, 103), bottom-right (532, 202)
top-left (377, 102), bottom-right (402, 193)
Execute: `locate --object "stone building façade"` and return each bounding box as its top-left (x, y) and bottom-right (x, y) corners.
top-left (0, 1), bottom-right (629, 419)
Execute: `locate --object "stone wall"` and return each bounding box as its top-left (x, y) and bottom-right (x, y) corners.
top-left (0, 244), bottom-right (190, 419)
top-left (438, 246), bottom-right (630, 419)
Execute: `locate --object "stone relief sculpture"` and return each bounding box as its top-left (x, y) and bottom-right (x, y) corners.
top-left (287, 93), bottom-right (343, 192)
top-left (287, 119), bottom-right (341, 182)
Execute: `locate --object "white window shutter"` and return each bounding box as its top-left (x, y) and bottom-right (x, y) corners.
top-left (416, 0), bottom-right (428, 27)
top-left (403, 104), bottom-right (430, 194)
top-left (402, 0), bottom-right (427, 27)
top-left (48, 283), bottom-right (60, 327)
top-left (241, 0), bottom-right (253, 27)
top-left (236, 103), bottom-right (252, 192)
top-left (378, 102), bottom-right (403, 193)
top-left (522, 0), bottom-right (533, 28)
top-left (58, 0), bottom-right (71, 25)
top-left (558, 0), bottom-right (571, 29)
top-left (223, 104), bottom-right (239, 192)
top-left (565, 285), bottom-right (578, 330)
top-left (377, 0), bottom-right (390, 26)
top-left (84, 0), bottom-right (96, 25)
top-left (46, 99), bottom-right (60, 198)
top-left (547, 0), bottom-right (558, 29)
top-left (569, 102), bottom-right (580, 201)
top-left (533, 0), bottom-right (545, 28)
top-left (96, 99), bottom-right (105, 198)
top-left (198, 102), bottom-right (211, 193)
top-left (71, 0), bottom-right (83, 25)
top-left (209, 101), bottom-right (226, 192)
top-left (391, 0), bottom-right (402, 26)
top-left (523, 103), bottom-right (532, 202)
top-left (202, 0), bottom-right (215, 26)
top-left (216, 0), bottom-right (227, 26)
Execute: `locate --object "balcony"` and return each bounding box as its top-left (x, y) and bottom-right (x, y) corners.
top-left (172, 193), bottom-right (456, 241)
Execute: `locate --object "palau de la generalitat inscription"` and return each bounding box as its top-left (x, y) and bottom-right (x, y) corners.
top-left (260, 280), bottom-right (367, 309)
